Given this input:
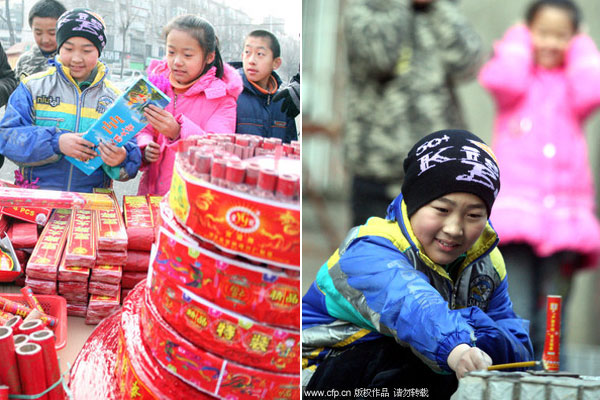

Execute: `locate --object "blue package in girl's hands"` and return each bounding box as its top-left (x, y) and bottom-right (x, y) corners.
top-left (66, 76), bottom-right (170, 175)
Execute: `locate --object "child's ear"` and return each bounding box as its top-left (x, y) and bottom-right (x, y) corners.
top-left (273, 57), bottom-right (282, 70)
top-left (207, 51), bottom-right (216, 65)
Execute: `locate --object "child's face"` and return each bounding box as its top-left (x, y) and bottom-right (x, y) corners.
top-left (242, 36), bottom-right (282, 89)
top-left (31, 17), bottom-right (58, 53)
top-left (59, 37), bottom-right (99, 83)
top-left (529, 6), bottom-right (575, 69)
top-left (409, 192), bottom-right (488, 265)
top-left (166, 29), bottom-right (215, 85)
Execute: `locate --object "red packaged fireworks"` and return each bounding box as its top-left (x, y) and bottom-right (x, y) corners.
top-left (147, 273), bottom-right (299, 373)
top-left (153, 226), bottom-right (300, 329)
top-left (66, 303), bottom-right (88, 317)
top-left (141, 286), bottom-right (300, 399)
top-left (123, 196), bottom-right (154, 251)
top-left (64, 209), bottom-right (96, 268)
top-left (4, 316), bottom-right (23, 334)
top-left (123, 250), bottom-right (150, 272)
top-left (57, 257), bottom-right (89, 282)
top-left (24, 277), bottom-right (57, 295)
top-left (91, 265), bottom-right (122, 285)
top-left (27, 210), bottom-right (72, 280)
top-left (121, 272), bottom-right (146, 289)
top-left (93, 189), bottom-right (128, 252)
top-left (542, 295), bottom-right (562, 372)
top-left (88, 281), bottom-right (121, 298)
top-left (168, 157), bottom-right (300, 267)
top-left (1, 205), bottom-right (51, 226)
top-left (19, 319), bottom-right (45, 335)
top-left (0, 186), bottom-right (113, 210)
top-left (16, 342), bottom-right (48, 400)
top-left (0, 385), bottom-right (8, 400)
top-left (96, 250), bottom-right (127, 266)
top-left (7, 222), bottom-right (38, 248)
top-left (29, 330), bottom-right (64, 400)
top-left (0, 295), bottom-right (32, 318)
top-left (58, 280), bottom-right (88, 299)
top-left (0, 326), bottom-right (21, 395)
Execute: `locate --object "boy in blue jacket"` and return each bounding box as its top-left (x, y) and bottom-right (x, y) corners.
top-left (302, 130), bottom-right (533, 398)
top-left (0, 8), bottom-right (141, 192)
top-left (235, 30), bottom-right (297, 143)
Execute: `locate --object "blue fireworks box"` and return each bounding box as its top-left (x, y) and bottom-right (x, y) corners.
top-left (66, 76), bottom-right (170, 175)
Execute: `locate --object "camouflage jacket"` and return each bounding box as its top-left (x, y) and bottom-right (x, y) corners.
top-left (14, 45), bottom-right (55, 82)
top-left (343, 0), bottom-right (482, 191)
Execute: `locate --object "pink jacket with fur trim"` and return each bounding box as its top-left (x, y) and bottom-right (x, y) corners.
top-left (479, 25), bottom-right (600, 263)
top-left (136, 59), bottom-right (243, 196)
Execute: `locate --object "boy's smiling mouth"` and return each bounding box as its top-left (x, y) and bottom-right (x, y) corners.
top-left (436, 238), bottom-right (460, 251)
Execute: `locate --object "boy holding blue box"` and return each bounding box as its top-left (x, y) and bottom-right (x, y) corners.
top-left (0, 8), bottom-right (141, 192)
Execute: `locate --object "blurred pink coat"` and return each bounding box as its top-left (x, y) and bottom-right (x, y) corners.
top-left (136, 59), bottom-right (243, 196)
top-left (479, 25), bottom-right (600, 263)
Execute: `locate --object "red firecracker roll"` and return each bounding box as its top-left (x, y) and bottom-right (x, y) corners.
top-left (123, 250), bottom-right (150, 272)
top-left (0, 326), bottom-right (22, 395)
top-left (148, 271), bottom-right (299, 373)
top-left (19, 319), bottom-right (44, 335)
top-left (153, 227), bottom-right (299, 329)
top-left (16, 342), bottom-right (48, 400)
top-left (14, 334), bottom-right (28, 347)
top-left (141, 286), bottom-right (300, 399)
top-left (123, 196), bottom-right (154, 251)
top-left (0, 385), bottom-right (8, 400)
top-left (0, 295), bottom-right (32, 318)
top-left (20, 286), bottom-right (45, 313)
top-left (4, 316), bottom-right (23, 334)
top-left (121, 272), bottom-right (146, 289)
top-left (7, 221), bottom-right (38, 248)
top-left (29, 330), bottom-right (64, 400)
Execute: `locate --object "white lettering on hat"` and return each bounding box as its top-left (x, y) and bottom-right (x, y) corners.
top-left (457, 153), bottom-right (500, 192)
top-left (418, 146), bottom-right (455, 175)
top-left (415, 134), bottom-right (451, 156)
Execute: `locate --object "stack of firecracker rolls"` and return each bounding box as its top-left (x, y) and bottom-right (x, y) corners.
top-left (71, 133), bottom-right (301, 400)
top-left (0, 287), bottom-right (65, 399)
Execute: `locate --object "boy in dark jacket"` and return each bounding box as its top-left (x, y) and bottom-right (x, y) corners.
top-left (302, 130), bottom-right (533, 399)
top-left (235, 30), bottom-right (297, 143)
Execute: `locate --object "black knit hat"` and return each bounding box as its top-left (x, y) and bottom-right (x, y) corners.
top-left (56, 9), bottom-right (106, 56)
top-left (402, 129), bottom-right (501, 218)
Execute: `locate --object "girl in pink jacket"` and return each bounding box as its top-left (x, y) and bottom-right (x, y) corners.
top-left (479, 0), bottom-right (600, 359)
top-left (136, 14), bottom-right (243, 196)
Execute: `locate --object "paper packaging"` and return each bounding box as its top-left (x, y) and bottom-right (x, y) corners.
top-left (57, 257), bottom-right (90, 282)
top-left (29, 330), bottom-right (64, 400)
top-left (0, 326), bottom-right (21, 395)
top-left (93, 188), bottom-right (128, 252)
top-left (7, 222), bottom-right (38, 248)
top-left (88, 281), bottom-right (121, 297)
top-left (0, 180), bottom-right (51, 225)
top-left (66, 77), bottom-right (170, 176)
top-left (24, 277), bottom-right (57, 295)
top-left (66, 303), bottom-right (88, 317)
top-left (16, 343), bottom-right (48, 400)
top-left (27, 209), bottom-right (72, 280)
top-left (58, 280), bottom-right (88, 297)
top-left (123, 196), bottom-right (154, 251)
top-left (542, 295), bottom-right (562, 372)
top-left (0, 187), bottom-right (112, 210)
top-left (169, 159), bottom-right (300, 268)
top-left (149, 271), bottom-right (300, 374)
top-left (96, 250), bottom-right (127, 266)
top-left (64, 209), bottom-right (96, 268)
top-left (91, 265), bottom-right (122, 285)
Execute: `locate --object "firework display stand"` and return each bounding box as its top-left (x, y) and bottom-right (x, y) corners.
top-left (0, 134), bottom-right (300, 399)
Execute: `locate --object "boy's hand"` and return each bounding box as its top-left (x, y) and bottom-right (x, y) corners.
top-left (59, 133), bottom-right (97, 162)
top-left (98, 141), bottom-right (126, 167)
top-left (447, 344), bottom-right (492, 379)
top-left (273, 80), bottom-right (300, 119)
top-left (143, 105), bottom-right (180, 140)
top-left (144, 141), bottom-right (160, 163)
